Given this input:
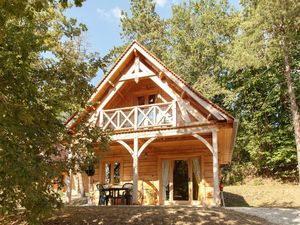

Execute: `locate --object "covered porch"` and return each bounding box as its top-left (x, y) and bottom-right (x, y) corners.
top-left (94, 125), bottom-right (233, 206)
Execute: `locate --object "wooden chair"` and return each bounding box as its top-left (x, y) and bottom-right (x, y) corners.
top-left (96, 184), bottom-right (107, 205)
top-left (121, 183), bottom-right (133, 205)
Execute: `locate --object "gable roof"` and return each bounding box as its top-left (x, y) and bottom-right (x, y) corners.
top-left (88, 40), bottom-right (234, 122)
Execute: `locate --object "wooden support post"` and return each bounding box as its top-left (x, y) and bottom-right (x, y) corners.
top-left (212, 130), bottom-right (220, 206)
top-left (132, 136), bottom-right (139, 204)
top-left (188, 159), bottom-right (193, 205)
top-left (158, 159), bottom-right (163, 205)
top-left (169, 160), bottom-right (174, 203)
top-left (67, 169), bottom-right (73, 204)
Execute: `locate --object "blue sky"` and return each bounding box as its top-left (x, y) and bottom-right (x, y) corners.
top-left (66, 0), bottom-right (240, 86)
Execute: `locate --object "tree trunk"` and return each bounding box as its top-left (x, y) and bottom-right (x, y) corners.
top-left (284, 55), bottom-right (300, 184)
top-left (78, 171), bottom-right (85, 197)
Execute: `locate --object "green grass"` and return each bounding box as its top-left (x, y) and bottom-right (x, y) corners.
top-left (223, 178), bottom-right (300, 207)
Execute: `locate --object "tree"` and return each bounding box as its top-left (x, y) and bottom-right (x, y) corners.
top-left (102, 0), bottom-right (167, 73)
top-left (120, 0), bottom-right (167, 59)
top-left (166, 0), bottom-right (237, 106)
top-left (226, 0), bottom-right (300, 183)
top-left (0, 1), bottom-right (110, 224)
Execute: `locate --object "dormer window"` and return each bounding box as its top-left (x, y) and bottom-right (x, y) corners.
top-left (137, 94), bottom-right (156, 105)
top-left (137, 96), bottom-right (145, 105)
top-left (148, 94), bottom-right (156, 104)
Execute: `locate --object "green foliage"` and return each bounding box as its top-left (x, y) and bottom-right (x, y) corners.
top-left (0, 1), bottom-right (110, 224)
top-left (165, 0), bottom-right (238, 106)
top-left (120, 0), bottom-right (167, 59)
top-left (67, 122), bottom-right (111, 171)
top-left (103, 0), bottom-right (167, 72)
top-left (222, 163), bottom-right (257, 185)
top-left (224, 0), bottom-right (300, 182)
top-left (111, 0), bottom-right (299, 183)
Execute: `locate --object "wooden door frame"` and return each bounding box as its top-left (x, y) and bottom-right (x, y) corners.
top-left (158, 156), bottom-right (202, 205)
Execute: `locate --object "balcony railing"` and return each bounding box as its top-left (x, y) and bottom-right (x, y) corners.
top-left (100, 101), bottom-right (176, 130)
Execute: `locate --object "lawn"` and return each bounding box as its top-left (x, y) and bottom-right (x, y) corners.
top-left (42, 206), bottom-right (272, 225)
top-left (1, 206), bottom-right (273, 225)
top-left (223, 178), bottom-right (300, 207)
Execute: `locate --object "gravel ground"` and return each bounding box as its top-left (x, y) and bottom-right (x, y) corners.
top-left (227, 207), bottom-right (300, 225)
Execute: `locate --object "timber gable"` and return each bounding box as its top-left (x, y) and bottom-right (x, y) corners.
top-left (78, 40), bottom-right (234, 133)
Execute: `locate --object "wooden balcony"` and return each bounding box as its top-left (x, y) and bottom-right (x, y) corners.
top-left (100, 101), bottom-right (177, 130)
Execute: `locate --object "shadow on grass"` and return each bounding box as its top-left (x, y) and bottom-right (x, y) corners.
top-left (223, 192), bottom-right (250, 207)
top-left (43, 206), bottom-right (271, 225)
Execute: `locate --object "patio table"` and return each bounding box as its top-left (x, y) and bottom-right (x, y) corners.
top-left (102, 187), bottom-right (131, 205)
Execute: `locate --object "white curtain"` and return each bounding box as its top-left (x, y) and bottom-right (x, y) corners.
top-left (162, 160), bottom-right (169, 201)
top-left (192, 158), bottom-right (201, 201)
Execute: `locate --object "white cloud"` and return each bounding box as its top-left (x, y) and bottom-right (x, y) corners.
top-left (96, 8), bottom-right (111, 19)
top-left (154, 0), bottom-right (167, 7)
top-left (96, 7), bottom-right (123, 21)
top-left (112, 7), bottom-right (122, 19)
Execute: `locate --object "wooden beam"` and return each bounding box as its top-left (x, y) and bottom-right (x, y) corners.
top-left (112, 126), bottom-right (217, 141)
top-left (159, 71), bottom-right (165, 80)
top-left (119, 71), bottom-right (156, 81)
top-left (212, 130), bottom-right (220, 206)
top-left (95, 81), bottom-right (125, 117)
top-left (89, 43), bottom-right (137, 102)
top-left (180, 91), bottom-right (187, 99)
top-left (150, 76), bottom-right (191, 123)
top-left (134, 44), bottom-right (227, 121)
top-left (157, 94), bottom-right (168, 103)
top-left (108, 80), bottom-right (115, 88)
top-left (151, 76), bottom-right (208, 124)
top-left (192, 134), bottom-right (213, 154)
top-left (134, 55), bottom-right (140, 83)
top-left (182, 100), bottom-right (208, 123)
top-left (138, 137), bottom-right (157, 157)
top-left (116, 140), bottom-right (134, 156)
top-left (132, 137), bottom-right (139, 204)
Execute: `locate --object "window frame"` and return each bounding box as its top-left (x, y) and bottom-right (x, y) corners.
top-left (101, 160), bottom-right (123, 185)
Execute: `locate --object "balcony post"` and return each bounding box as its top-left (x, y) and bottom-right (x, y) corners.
top-left (172, 100), bottom-right (177, 127)
top-left (134, 107), bottom-right (138, 130)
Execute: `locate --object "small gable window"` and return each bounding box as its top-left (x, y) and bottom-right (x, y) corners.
top-left (137, 96), bottom-right (145, 105)
top-left (148, 94), bottom-right (156, 104)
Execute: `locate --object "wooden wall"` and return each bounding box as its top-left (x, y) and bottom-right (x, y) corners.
top-left (78, 137), bottom-right (216, 206)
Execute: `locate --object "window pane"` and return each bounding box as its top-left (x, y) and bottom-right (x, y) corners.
top-left (113, 161), bottom-right (120, 184)
top-left (148, 94), bottom-right (156, 104)
top-left (137, 96), bottom-right (145, 105)
top-left (105, 163), bottom-right (111, 184)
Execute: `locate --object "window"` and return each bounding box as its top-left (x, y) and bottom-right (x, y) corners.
top-left (137, 94), bottom-right (156, 105)
top-left (103, 161), bottom-right (121, 184)
top-left (113, 161), bottom-right (120, 184)
top-left (148, 94), bottom-right (156, 104)
top-left (137, 96), bottom-right (145, 105)
top-left (104, 162), bottom-right (111, 184)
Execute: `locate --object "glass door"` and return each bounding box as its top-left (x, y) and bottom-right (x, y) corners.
top-left (173, 160), bottom-right (189, 201)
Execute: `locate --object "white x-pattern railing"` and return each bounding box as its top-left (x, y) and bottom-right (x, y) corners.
top-left (100, 101), bottom-right (177, 130)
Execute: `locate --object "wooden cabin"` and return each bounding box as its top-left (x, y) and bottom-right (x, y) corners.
top-left (68, 40), bottom-right (238, 206)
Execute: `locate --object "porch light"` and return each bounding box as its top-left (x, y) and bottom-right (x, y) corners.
top-left (144, 152), bottom-right (148, 159)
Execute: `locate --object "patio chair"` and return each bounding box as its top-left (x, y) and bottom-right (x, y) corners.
top-left (96, 184), bottom-right (107, 205)
top-left (121, 183), bottom-right (133, 205)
